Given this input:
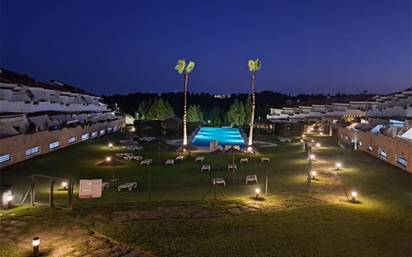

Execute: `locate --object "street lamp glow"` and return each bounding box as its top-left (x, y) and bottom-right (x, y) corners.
top-left (106, 156), bottom-right (112, 162)
top-left (108, 142), bottom-right (113, 148)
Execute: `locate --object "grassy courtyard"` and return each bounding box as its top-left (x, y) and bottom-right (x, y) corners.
top-left (0, 132), bottom-right (411, 257)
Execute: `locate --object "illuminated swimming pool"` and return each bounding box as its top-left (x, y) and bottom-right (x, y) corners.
top-left (191, 127), bottom-right (245, 147)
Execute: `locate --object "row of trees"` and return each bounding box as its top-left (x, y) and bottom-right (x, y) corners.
top-left (136, 98), bottom-right (175, 120)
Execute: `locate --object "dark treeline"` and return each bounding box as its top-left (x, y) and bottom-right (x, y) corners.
top-left (103, 91), bottom-right (374, 119)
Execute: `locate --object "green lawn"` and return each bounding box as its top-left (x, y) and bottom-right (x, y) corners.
top-left (1, 132), bottom-right (411, 257)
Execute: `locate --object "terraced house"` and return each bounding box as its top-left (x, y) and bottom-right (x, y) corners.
top-left (267, 88), bottom-right (412, 173)
top-left (0, 68), bottom-right (125, 168)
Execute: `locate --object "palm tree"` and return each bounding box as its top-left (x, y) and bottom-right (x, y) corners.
top-left (175, 59), bottom-right (195, 148)
top-left (247, 58), bottom-right (261, 151)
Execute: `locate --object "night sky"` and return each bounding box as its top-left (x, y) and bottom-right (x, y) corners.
top-left (1, 0), bottom-right (411, 95)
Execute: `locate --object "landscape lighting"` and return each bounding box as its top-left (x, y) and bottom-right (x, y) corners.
top-left (335, 162), bottom-right (342, 170)
top-left (106, 156), bottom-right (112, 162)
top-left (108, 142), bottom-right (113, 148)
top-left (351, 191), bottom-right (358, 202)
top-left (32, 237), bottom-right (40, 256)
top-left (310, 171), bottom-right (317, 179)
top-left (255, 188), bottom-right (260, 198)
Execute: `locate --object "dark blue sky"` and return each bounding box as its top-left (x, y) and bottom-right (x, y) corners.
top-left (1, 0), bottom-right (411, 95)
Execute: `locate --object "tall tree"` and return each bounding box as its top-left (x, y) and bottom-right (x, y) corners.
top-left (137, 99), bottom-right (151, 120)
top-left (175, 59), bottom-right (195, 148)
top-left (247, 58), bottom-right (261, 150)
top-left (147, 98), bottom-right (175, 120)
top-left (226, 100), bottom-right (246, 127)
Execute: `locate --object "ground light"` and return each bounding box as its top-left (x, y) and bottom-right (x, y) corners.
top-left (351, 191), bottom-right (358, 202)
top-left (310, 171), bottom-right (317, 180)
top-left (309, 154), bottom-right (316, 161)
top-left (320, 132), bottom-right (323, 136)
top-left (108, 142), bottom-right (113, 148)
top-left (32, 237), bottom-right (40, 257)
top-left (311, 139), bottom-right (315, 143)
top-left (302, 134), bottom-right (306, 138)
top-left (255, 188), bottom-right (260, 199)
top-left (61, 181), bottom-right (68, 190)
top-left (106, 156), bottom-right (112, 162)
top-left (247, 146), bottom-right (253, 153)
top-left (130, 127), bottom-right (136, 132)
top-left (315, 142), bottom-right (321, 147)
top-left (335, 162), bottom-right (342, 170)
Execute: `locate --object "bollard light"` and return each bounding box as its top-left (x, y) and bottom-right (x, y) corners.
top-left (310, 171), bottom-right (317, 179)
top-left (335, 162), bottom-right (342, 170)
top-left (255, 188), bottom-right (261, 198)
top-left (315, 142), bottom-right (321, 147)
top-left (32, 237), bottom-right (40, 256)
top-left (310, 154), bottom-right (316, 161)
top-left (351, 191), bottom-right (358, 202)
top-left (106, 156), bottom-right (112, 162)
top-left (130, 127), bottom-right (136, 132)
top-left (108, 142), bottom-right (113, 148)
top-left (320, 132), bottom-right (323, 136)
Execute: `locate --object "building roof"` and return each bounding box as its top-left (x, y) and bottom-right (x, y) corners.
top-left (0, 67), bottom-right (94, 96)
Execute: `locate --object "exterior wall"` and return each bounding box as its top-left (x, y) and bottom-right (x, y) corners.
top-left (337, 127), bottom-right (412, 174)
top-left (0, 118), bottom-right (125, 169)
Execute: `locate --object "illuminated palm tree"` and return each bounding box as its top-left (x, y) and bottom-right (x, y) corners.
top-left (175, 59), bottom-right (195, 148)
top-left (247, 58), bottom-right (261, 150)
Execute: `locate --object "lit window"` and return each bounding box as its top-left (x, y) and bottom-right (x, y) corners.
top-left (368, 145), bottom-right (373, 151)
top-left (91, 132), bottom-right (97, 138)
top-left (25, 146), bottom-right (41, 157)
top-left (81, 133), bottom-right (89, 141)
top-left (49, 141), bottom-right (60, 150)
top-left (378, 148), bottom-right (387, 160)
top-left (68, 137), bottom-right (76, 144)
top-left (0, 153), bottom-right (11, 164)
top-left (100, 129), bottom-right (105, 135)
top-left (397, 155), bottom-right (407, 167)
top-left (107, 127), bottom-right (113, 133)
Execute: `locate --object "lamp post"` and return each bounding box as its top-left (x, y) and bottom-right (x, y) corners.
top-left (32, 237), bottom-right (40, 257)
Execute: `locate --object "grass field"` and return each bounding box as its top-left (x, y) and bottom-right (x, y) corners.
top-left (1, 132), bottom-right (411, 257)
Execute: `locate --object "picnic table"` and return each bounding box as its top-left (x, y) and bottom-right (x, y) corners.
top-left (246, 174), bottom-right (258, 184)
top-left (201, 164), bottom-right (211, 172)
top-left (195, 156), bottom-right (205, 162)
top-left (240, 158), bottom-right (248, 163)
top-left (165, 159), bottom-right (175, 166)
top-left (212, 178), bottom-right (226, 186)
top-left (227, 164), bottom-right (237, 171)
top-left (261, 157), bottom-right (271, 163)
top-left (140, 159), bottom-right (153, 165)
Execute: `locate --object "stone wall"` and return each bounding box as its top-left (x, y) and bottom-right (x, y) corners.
top-left (337, 127), bottom-right (412, 174)
top-left (0, 118), bottom-right (125, 169)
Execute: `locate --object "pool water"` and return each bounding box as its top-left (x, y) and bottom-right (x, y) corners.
top-left (191, 127), bottom-right (245, 147)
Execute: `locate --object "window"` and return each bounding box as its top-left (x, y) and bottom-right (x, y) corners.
top-left (107, 127), bottom-right (113, 133)
top-left (397, 155), bottom-right (407, 167)
top-left (25, 146), bottom-right (41, 157)
top-left (81, 133), bottom-right (89, 141)
top-left (368, 145), bottom-right (373, 151)
top-left (100, 129), bottom-right (105, 135)
top-left (378, 148), bottom-right (387, 160)
top-left (68, 137), bottom-right (76, 144)
top-left (49, 141), bottom-right (60, 150)
top-left (91, 132), bottom-right (97, 138)
top-left (359, 141), bottom-right (363, 146)
top-left (0, 154), bottom-right (11, 164)
top-left (113, 126), bottom-right (119, 132)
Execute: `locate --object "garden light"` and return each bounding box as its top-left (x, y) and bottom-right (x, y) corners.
top-left (310, 171), bottom-right (317, 179)
top-left (247, 146), bottom-right (253, 153)
top-left (61, 181), bottom-right (68, 190)
top-left (310, 154), bottom-right (316, 160)
top-left (300, 139), bottom-right (304, 143)
top-left (335, 162), bottom-right (342, 170)
top-left (351, 191), bottom-right (358, 202)
top-left (311, 139), bottom-right (315, 143)
top-left (130, 127), bottom-right (136, 132)
top-left (302, 134), bottom-right (306, 138)
top-left (108, 142), bottom-right (113, 148)
top-left (32, 237), bottom-right (40, 256)
top-left (320, 132), bottom-right (323, 136)
top-left (315, 142), bottom-right (321, 147)
top-left (255, 188), bottom-right (261, 198)
top-left (106, 156), bottom-right (112, 162)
